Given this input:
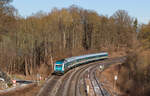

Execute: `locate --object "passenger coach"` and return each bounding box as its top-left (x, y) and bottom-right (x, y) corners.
top-left (53, 52), bottom-right (108, 75)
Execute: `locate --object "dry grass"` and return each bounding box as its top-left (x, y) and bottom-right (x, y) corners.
top-left (97, 63), bottom-right (123, 96)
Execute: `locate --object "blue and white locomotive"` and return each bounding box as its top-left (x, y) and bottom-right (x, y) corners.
top-left (53, 52), bottom-right (108, 75)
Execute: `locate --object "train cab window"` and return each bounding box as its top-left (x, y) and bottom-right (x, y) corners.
top-left (56, 65), bottom-right (62, 68)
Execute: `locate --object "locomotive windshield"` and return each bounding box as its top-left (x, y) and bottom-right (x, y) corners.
top-left (56, 65), bottom-right (62, 68)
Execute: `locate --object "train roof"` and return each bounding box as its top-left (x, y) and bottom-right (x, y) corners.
top-left (65, 52), bottom-right (108, 62)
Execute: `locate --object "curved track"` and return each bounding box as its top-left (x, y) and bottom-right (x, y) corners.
top-left (88, 66), bottom-right (111, 96)
top-left (37, 57), bottom-right (126, 96)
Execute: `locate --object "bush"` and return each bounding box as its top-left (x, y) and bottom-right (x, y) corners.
top-left (118, 50), bottom-right (150, 96)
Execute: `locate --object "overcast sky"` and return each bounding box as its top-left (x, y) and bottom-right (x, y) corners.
top-left (12, 0), bottom-right (150, 24)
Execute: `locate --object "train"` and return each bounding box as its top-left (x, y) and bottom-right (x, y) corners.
top-left (53, 52), bottom-right (108, 75)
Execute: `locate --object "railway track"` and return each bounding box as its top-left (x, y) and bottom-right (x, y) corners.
top-left (56, 62), bottom-right (98, 96)
top-left (88, 67), bottom-right (111, 96)
top-left (37, 76), bottom-right (60, 96)
top-left (86, 56), bottom-right (126, 96)
top-left (37, 56), bottom-right (126, 96)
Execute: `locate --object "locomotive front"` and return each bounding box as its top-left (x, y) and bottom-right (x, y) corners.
top-left (53, 59), bottom-right (65, 75)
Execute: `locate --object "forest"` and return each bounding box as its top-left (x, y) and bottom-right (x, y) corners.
top-left (0, 0), bottom-right (150, 95)
top-left (0, 0), bottom-right (137, 74)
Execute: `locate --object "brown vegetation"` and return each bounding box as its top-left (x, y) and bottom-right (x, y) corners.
top-left (1, 0), bottom-right (150, 95)
top-left (0, 1), bottom-right (138, 76)
top-left (138, 22), bottom-right (150, 48)
top-left (117, 50), bottom-right (150, 96)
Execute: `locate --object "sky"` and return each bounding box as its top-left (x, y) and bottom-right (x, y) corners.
top-left (12, 0), bottom-right (150, 24)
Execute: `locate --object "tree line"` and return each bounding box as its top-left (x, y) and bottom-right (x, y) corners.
top-left (0, 1), bottom-right (138, 75)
